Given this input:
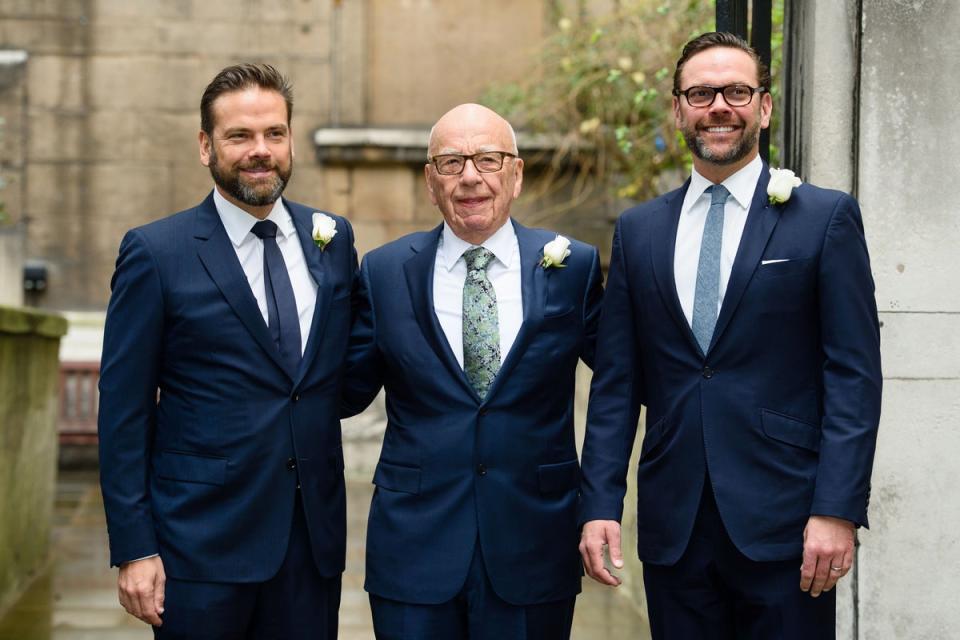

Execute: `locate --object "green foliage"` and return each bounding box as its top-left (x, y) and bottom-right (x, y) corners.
top-left (483, 0), bottom-right (714, 205)
top-left (482, 0), bottom-right (786, 209)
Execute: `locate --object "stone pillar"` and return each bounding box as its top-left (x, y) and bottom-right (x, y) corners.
top-left (789, 1), bottom-right (960, 637)
top-left (0, 305), bottom-right (67, 616)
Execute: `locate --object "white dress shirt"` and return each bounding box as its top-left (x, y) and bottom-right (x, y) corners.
top-left (214, 189), bottom-right (317, 352)
top-left (674, 155), bottom-right (763, 327)
top-left (433, 220), bottom-right (523, 369)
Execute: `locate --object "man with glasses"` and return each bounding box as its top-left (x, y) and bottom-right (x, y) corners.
top-left (342, 103), bottom-right (603, 639)
top-left (579, 32), bottom-right (881, 639)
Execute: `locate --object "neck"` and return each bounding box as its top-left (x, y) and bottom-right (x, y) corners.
top-left (215, 185), bottom-right (275, 220)
top-left (693, 149), bottom-right (759, 185)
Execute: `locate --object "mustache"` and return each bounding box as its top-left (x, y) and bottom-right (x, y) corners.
top-left (239, 159), bottom-right (278, 171)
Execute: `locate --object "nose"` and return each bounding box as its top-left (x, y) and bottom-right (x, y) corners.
top-left (249, 134), bottom-right (271, 157)
top-left (458, 157), bottom-right (483, 184)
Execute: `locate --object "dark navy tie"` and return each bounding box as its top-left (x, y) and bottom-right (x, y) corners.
top-left (251, 220), bottom-right (301, 374)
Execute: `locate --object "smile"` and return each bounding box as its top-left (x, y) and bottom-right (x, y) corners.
top-left (703, 126), bottom-right (736, 133)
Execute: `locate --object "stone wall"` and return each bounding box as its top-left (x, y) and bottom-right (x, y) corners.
top-left (0, 0), bottom-right (555, 310)
top-left (0, 305), bottom-right (67, 616)
top-left (791, 1), bottom-right (960, 637)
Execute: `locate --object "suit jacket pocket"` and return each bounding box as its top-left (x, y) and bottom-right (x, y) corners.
top-left (543, 305), bottom-right (576, 320)
top-left (639, 414), bottom-right (669, 461)
top-left (538, 459), bottom-right (580, 494)
top-left (755, 258), bottom-right (811, 279)
top-left (373, 460), bottom-right (421, 494)
top-left (761, 409), bottom-right (820, 451)
top-left (156, 450), bottom-right (228, 486)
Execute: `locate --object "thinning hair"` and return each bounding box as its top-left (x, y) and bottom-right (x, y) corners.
top-left (200, 63), bottom-right (293, 135)
top-left (673, 32), bottom-right (771, 92)
top-left (426, 107), bottom-right (519, 160)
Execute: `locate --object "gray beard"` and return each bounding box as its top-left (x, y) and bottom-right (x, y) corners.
top-left (208, 147), bottom-right (290, 207)
top-left (684, 121), bottom-right (759, 165)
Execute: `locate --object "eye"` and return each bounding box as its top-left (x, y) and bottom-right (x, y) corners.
top-left (689, 87), bottom-right (713, 100)
top-left (474, 153), bottom-right (502, 171)
top-left (437, 156), bottom-right (464, 171)
top-left (728, 85), bottom-right (752, 98)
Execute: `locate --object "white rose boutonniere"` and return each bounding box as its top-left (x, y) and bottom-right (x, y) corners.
top-left (767, 168), bottom-right (802, 205)
top-left (540, 234), bottom-right (571, 269)
top-left (311, 212), bottom-right (338, 250)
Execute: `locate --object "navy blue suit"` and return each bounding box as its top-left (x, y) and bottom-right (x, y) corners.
top-left (343, 220), bottom-right (602, 616)
top-left (580, 168), bottom-right (881, 635)
top-left (98, 192), bottom-right (356, 633)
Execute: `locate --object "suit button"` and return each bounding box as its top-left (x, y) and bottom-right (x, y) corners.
top-left (286, 458), bottom-right (297, 471)
top-left (292, 393), bottom-right (301, 402)
top-left (702, 367), bottom-right (714, 379)
top-left (477, 464), bottom-right (487, 476)
top-left (479, 408), bottom-right (488, 416)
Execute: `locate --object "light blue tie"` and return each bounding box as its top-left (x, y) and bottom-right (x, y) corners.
top-left (691, 184), bottom-right (729, 355)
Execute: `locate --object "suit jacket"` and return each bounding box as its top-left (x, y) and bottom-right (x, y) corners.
top-left (580, 167), bottom-right (882, 565)
top-left (342, 219), bottom-right (603, 605)
top-left (98, 191), bottom-right (357, 582)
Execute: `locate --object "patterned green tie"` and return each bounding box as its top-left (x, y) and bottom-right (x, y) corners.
top-left (462, 247), bottom-right (500, 398)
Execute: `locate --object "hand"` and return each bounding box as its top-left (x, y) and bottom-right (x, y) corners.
top-left (800, 515), bottom-right (855, 597)
top-left (118, 555), bottom-right (166, 626)
top-left (579, 520), bottom-right (624, 586)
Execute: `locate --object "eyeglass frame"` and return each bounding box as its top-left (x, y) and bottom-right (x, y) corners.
top-left (672, 84), bottom-right (767, 108)
top-left (428, 151), bottom-right (518, 176)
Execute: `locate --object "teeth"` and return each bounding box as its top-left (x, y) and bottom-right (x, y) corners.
top-left (706, 126), bottom-right (734, 133)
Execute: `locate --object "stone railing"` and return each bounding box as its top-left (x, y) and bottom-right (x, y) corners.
top-left (0, 305), bottom-right (67, 616)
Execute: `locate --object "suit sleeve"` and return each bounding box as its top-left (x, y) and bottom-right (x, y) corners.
top-left (97, 230), bottom-right (163, 566)
top-left (811, 194), bottom-right (883, 527)
top-left (579, 219), bottom-right (644, 524)
top-left (339, 253), bottom-right (384, 418)
top-left (579, 246), bottom-right (604, 369)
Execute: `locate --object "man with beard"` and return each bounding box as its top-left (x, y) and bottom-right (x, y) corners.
top-left (98, 63), bottom-right (356, 639)
top-left (578, 32), bottom-right (882, 639)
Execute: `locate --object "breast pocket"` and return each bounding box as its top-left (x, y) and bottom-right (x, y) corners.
top-left (755, 258), bottom-right (812, 280)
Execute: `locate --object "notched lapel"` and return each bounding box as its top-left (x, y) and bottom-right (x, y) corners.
top-left (650, 182), bottom-right (702, 356)
top-left (484, 222), bottom-right (547, 400)
top-left (193, 196), bottom-right (294, 380)
top-left (403, 228), bottom-right (477, 399)
top-left (289, 203), bottom-right (333, 382)
top-left (710, 167), bottom-right (780, 351)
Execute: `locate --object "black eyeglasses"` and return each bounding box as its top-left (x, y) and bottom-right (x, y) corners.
top-left (673, 84), bottom-right (766, 108)
top-left (430, 151), bottom-right (517, 175)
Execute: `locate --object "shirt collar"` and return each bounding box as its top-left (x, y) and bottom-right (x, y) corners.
top-left (686, 154), bottom-right (763, 212)
top-left (213, 188), bottom-right (295, 247)
top-left (438, 218), bottom-right (517, 272)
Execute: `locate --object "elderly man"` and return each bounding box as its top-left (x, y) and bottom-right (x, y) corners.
top-left (98, 63), bottom-right (356, 638)
top-left (579, 32), bottom-right (882, 639)
top-left (342, 103), bottom-right (603, 639)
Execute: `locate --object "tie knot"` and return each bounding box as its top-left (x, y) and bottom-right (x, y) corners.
top-left (708, 184), bottom-right (730, 206)
top-left (463, 247), bottom-right (495, 273)
top-left (251, 220), bottom-right (279, 240)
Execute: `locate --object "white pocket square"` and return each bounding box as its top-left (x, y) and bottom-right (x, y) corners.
top-left (761, 259), bottom-right (790, 265)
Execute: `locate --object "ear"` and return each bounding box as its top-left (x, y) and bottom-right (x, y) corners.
top-left (672, 96), bottom-right (682, 129)
top-left (290, 130), bottom-right (296, 158)
top-left (512, 157), bottom-right (524, 199)
top-left (759, 90), bottom-right (773, 130)
top-left (424, 164), bottom-right (439, 206)
top-left (199, 130), bottom-right (212, 167)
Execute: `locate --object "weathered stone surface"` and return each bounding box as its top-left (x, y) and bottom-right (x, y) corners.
top-left (349, 166), bottom-right (417, 223)
top-left (0, 305), bottom-right (65, 616)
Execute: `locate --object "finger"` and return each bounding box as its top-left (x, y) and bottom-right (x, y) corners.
top-left (584, 537), bottom-right (619, 586)
top-left (154, 571), bottom-right (166, 619)
top-left (607, 524), bottom-right (624, 569)
top-left (823, 558), bottom-right (844, 592)
top-left (799, 547), bottom-right (816, 592)
top-left (809, 555), bottom-right (831, 597)
top-left (133, 578), bottom-right (162, 626)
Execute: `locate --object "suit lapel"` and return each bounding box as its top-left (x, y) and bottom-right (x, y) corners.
top-left (484, 220), bottom-right (547, 401)
top-left (288, 201), bottom-right (333, 384)
top-left (650, 180), bottom-right (703, 356)
top-left (403, 226), bottom-right (478, 399)
top-left (710, 165), bottom-right (780, 351)
top-left (193, 193), bottom-right (293, 380)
